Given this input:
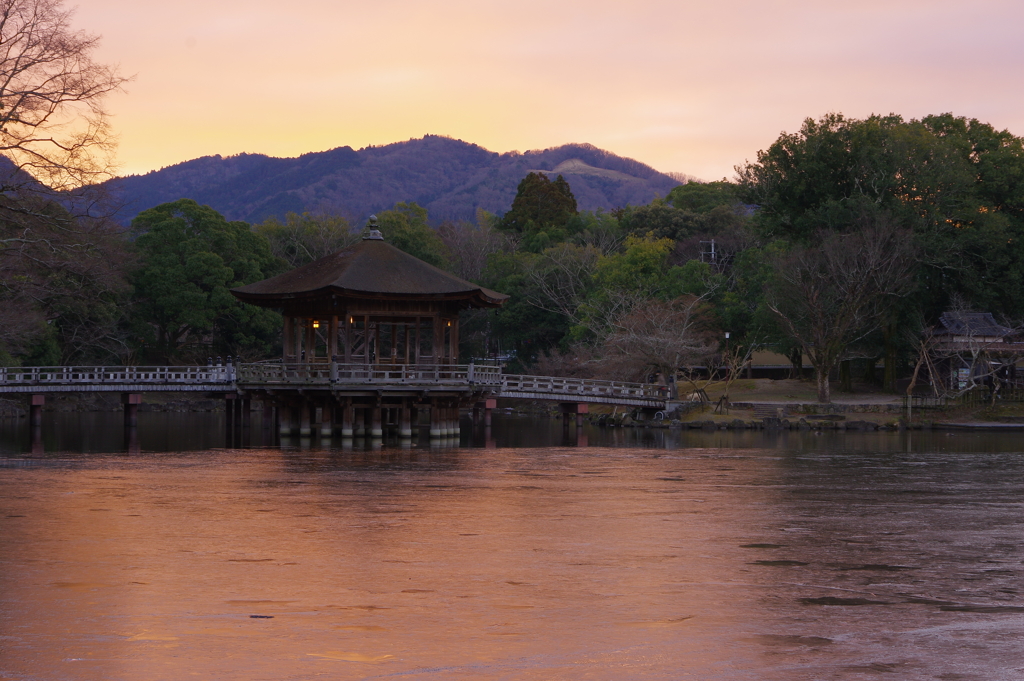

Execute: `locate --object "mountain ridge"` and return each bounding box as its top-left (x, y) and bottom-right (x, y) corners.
top-left (104, 136), bottom-right (682, 224)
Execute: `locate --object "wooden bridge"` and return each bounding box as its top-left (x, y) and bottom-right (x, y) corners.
top-left (0, 363), bottom-right (667, 438)
top-left (0, 363), bottom-right (666, 406)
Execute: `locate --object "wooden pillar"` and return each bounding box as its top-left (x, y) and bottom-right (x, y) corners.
top-left (483, 398), bottom-right (495, 427)
top-left (429, 399), bottom-right (441, 438)
top-left (341, 401), bottom-right (353, 438)
top-left (404, 323), bottom-right (411, 364)
top-left (277, 399), bottom-right (290, 436)
top-left (224, 394), bottom-right (236, 444)
top-left (299, 400), bottom-right (312, 436)
top-left (438, 319), bottom-right (446, 365)
top-left (304, 319), bottom-right (315, 363)
top-left (363, 315), bottom-right (370, 365)
top-left (262, 400), bottom-right (274, 433)
top-left (343, 314), bottom-right (352, 364)
top-left (451, 319), bottom-right (459, 364)
top-left (399, 401), bottom-right (411, 438)
top-left (412, 316), bottom-right (420, 364)
top-left (320, 402), bottom-right (333, 437)
top-left (452, 405), bottom-right (460, 436)
top-left (371, 406), bottom-right (383, 438)
top-left (328, 315), bottom-right (339, 361)
top-left (372, 319), bottom-right (379, 366)
top-left (123, 393), bottom-right (141, 428)
top-left (240, 398), bottom-right (251, 431)
top-left (283, 316), bottom-right (294, 362)
top-left (29, 394), bottom-right (44, 428)
top-left (354, 407), bottom-right (366, 437)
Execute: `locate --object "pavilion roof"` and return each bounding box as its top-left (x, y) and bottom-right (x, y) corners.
top-left (935, 312), bottom-right (1012, 338)
top-left (231, 237), bottom-right (508, 308)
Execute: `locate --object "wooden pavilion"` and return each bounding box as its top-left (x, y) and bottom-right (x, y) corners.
top-left (230, 223), bottom-right (507, 439)
top-left (232, 224), bottom-right (506, 367)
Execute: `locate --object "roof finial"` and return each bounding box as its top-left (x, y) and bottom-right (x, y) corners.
top-left (364, 215), bottom-right (383, 240)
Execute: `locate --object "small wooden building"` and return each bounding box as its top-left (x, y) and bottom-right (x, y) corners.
top-left (229, 225), bottom-right (507, 440)
top-left (232, 226), bottom-right (507, 366)
top-left (928, 311), bottom-right (1024, 393)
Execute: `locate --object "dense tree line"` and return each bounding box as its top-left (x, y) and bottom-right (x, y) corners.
top-left (4, 112), bottom-right (1024, 406)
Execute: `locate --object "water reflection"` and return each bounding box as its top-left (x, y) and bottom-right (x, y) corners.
top-left (2, 416), bottom-right (1024, 678)
top-left (4, 410), bottom-right (1024, 456)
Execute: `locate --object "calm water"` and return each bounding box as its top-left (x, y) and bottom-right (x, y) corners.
top-left (1, 414), bottom-right (1023, 679)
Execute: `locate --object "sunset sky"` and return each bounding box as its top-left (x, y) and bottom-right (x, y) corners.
top-left (75, 0), bottom-right (1024, 181)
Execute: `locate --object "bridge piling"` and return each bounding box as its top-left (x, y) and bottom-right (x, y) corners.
top-left (341, 402), bottom-right (353, 438)
top-left (354, 407), bottom-right (366, 437)
top-left (122, 393), bottom-right (141, 429)
top-left (224, 394), bottom-right (236, 444)
top-left (261, 400), bottom-right (274, 434)
top-left (400, 402), bottom-right (412, 438)
top-left (429, 401), bottom-right (441, 438)
top-left (29, 395), bottom-right (44, 428)
top-left (371, 406), bottom-right (383, 438)
top-left (299, 401), bottom-right (312, 436)
top-left (320, 402), bottom-right (333, 437)
top-left (277, 400), bottom-right (293, 437)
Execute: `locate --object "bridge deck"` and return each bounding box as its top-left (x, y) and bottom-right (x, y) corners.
top-left (0, 364), bottom-right (666, 408)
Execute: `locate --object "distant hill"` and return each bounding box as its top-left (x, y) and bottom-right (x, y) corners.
top-left (103, 136), bottom-right (682, 225)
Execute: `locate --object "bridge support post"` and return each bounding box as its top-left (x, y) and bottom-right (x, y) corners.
top-left (122, 393), bottom-right (142, 429)
top-left (559, 402), bottom-right (588, 428)
top-left (429, 400), bottom-right (441, 438)
top-left (453, 404), bottom-right (461, 436)
top-left (261, 400), bottom-right (274, 435)
top-left (29, 394), bottom-right (44, 428)
top-left (341, 402), bottom-right (353, 438)
top-left (278, 400), bottom-right (294, 436)
top-left (399, 401), bottom-right (412, 438)
top-left (240, 398), bottom-right (251, 431)
top-left (239, 398), bottom-right (251, 447)
top-left (224, 393), bottom-right (236, 445)
top-left (299, 400), bottom-right (312, 437)
top-left (371, 406), bottom-right (383, 438)
top-left (483, 398), bottom-right (496, 427)
top-left (354, 407), bottom-right (366, 437)
top-left (320, 402), bottom-right (333, 437)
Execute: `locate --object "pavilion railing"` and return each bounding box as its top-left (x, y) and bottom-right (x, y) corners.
top-left (235, 362), bottom-right (504, 387)
top-left (0, 366), bottom-right (232, 386)
top-left (500, 374), bottom-right (667, 400)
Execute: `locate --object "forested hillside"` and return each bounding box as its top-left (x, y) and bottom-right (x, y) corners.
top-left (104, 136), bottom-right (681, 224)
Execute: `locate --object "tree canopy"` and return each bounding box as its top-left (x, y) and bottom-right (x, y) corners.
top-left (499, 172), bottom-right (578, 239)
top-left (130, 199), bottom-right (284, 362)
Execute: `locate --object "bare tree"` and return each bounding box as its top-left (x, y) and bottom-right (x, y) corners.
top-left (437, 215), bottom-right (504, 281)
top-left (255, 211), bottom-right (357, 267)
top-left (0, 0), bottom-right (129, 363)
top-left (766, 216), bottom-right (916, 403)
top-left (0, 0), bottom-right (126, 193)
top-left (522, 242), bottom-right (603, 325)
top-left (595, 295), bottom-right (719, 382)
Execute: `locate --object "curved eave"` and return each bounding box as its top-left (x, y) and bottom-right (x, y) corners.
top-left (232, 285), bottom-right (508, 309)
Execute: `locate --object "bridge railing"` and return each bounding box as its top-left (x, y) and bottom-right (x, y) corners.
top-left (0, 366), bottom-right (232, 386)
top-left (501, 374), bottom-right (666, 400)
top-left (236, 362), bottom-right (503, 387)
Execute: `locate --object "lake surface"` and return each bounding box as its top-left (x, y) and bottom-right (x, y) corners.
top-left (1, 414), bottom-right (1023, 679)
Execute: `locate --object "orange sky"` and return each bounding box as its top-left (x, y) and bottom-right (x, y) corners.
top-left (75, 0), bottom-right (1024, 181)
